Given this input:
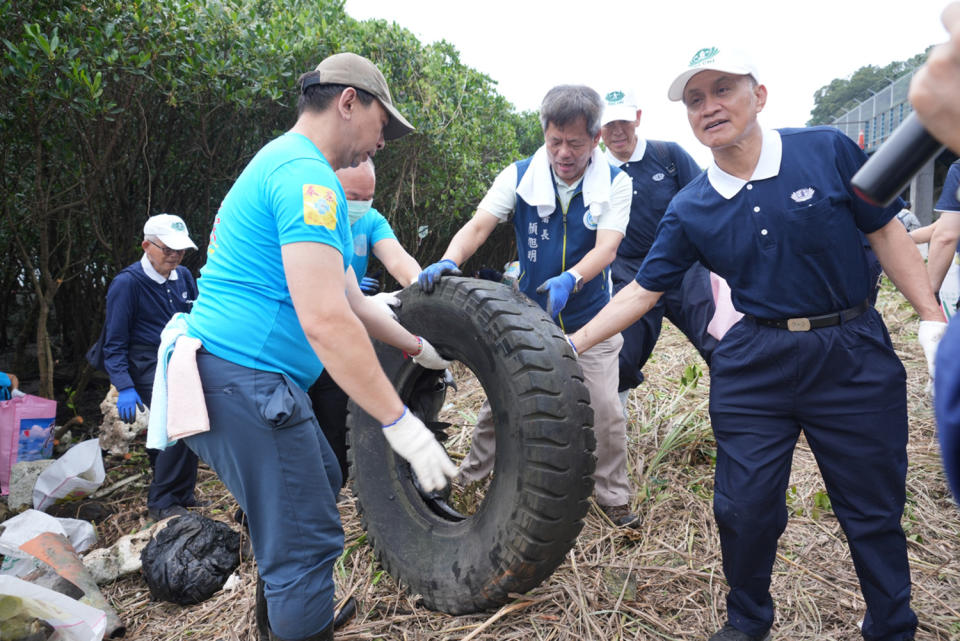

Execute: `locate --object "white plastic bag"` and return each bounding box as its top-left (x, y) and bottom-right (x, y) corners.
top-left (0, 510), bottom-right (98, 574)
top-left (32, 440), bottom-right (105, 512)
top-left (0, 575), bottom-right (106, 641)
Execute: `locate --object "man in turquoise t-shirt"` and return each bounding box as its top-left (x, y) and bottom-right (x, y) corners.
top-left (310, 158), bottom-right (421, 486)
top-left (179, 53), bottom-right (457, 641)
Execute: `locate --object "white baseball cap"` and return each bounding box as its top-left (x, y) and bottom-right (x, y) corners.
top-left (601, 88), bottom-right (640, 126)
top-left (668, 46), bottom-right (760, 102)
top-left (143, 214), bottom-right (197, 251)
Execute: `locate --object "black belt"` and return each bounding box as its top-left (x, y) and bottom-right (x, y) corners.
top-left (750, 300), bottom-right (869, 331)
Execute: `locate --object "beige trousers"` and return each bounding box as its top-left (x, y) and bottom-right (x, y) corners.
top-left (458, 333), bottom-right (631, 506)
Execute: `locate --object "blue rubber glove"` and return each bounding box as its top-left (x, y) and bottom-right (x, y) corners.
top-left (418, 259), bottom-right (461, 294)
top-left (0, 372), bottom-right (10, 401)
top-left (360, 276), bottom-right (381, 295)
top-left (117, 387), bottom-right (145, 424)
top-left (536, 271), bottom-right (577, 318)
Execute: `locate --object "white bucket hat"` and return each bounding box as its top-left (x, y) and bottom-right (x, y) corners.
top-left (668, 46), bottom-right (760, 102)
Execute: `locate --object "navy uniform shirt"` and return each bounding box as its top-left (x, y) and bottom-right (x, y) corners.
top-left (103, 257), bottom-right (198, 390)
top-left (606, 140), bottom-right (702, 260)
top-left (636, 127), bottom-right (901, 319)
top-left (935, 160), bottom-right (960, 213)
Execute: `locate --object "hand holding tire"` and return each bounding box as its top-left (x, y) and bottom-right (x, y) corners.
top-left (381, 407), bottom-right (457, 492)
top-left (410, 336), bottom-right (452, 370)
top-left (535, 272), bottom-right (576, 318)
top-left (418, 259), bottom-right (460, 294)
top-left (360, 276), bottom-right (382, 295)
top-left (369, 291), bottom-right (401, 320)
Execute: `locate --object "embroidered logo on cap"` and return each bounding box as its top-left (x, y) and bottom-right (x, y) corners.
top-left (605, 90), bottom-right (625, 105)
top-left (790, 188), bottom-right (816, 203)
top-left (689, 47), bottom-right (720, 68)
top-left (303, 184), bottom-right (338, 229)
top-left (171, 221), bottom-right (186, 231)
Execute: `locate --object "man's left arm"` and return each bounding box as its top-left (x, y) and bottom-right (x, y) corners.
top-left (566, 229), bottom-right (624, 282)
top-left (867, 218), bottom-right (944, 321)
top-left (868, 218), bottom-right (947, 388)
top-left (372, 238), bottom-right (421, 287)
top-left (346, 267), bottom-right (450, 369)
top-left (566, 169), bottom-right (631, 280)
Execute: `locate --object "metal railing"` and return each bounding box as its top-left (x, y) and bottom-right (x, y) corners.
top-left (829, 72), bottom-right (914, 153)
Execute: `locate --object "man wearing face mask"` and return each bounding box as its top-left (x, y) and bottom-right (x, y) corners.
top-left (309, 157), bottom-right (422, 487)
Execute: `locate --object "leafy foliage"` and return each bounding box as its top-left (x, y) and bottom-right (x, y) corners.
top-left (0, 0), bottom-right (541, 402)
top-left (807, 52), bottom-right (930, 126)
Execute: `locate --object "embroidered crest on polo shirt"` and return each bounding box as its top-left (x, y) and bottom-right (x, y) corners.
top-left (303, 184), bottom-right (338, 229)
top-left (582, 209), bottom-right (598, 231)
top-left (790, 188), bottom-right (816, 203)
top-left (652, 172), bottom-right (665, 182)
top-left (689, 47), bottom-right (720, 67)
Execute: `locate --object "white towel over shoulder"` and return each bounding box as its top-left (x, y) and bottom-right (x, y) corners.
top-left (147, 313), bottom-right (209, 449)
top-left (515, 146), bottom-right (615, 221)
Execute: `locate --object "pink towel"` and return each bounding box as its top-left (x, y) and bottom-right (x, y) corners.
top-left (166, 337), bottom-right (210, 441)
top-left (707, 272), bottom-right (744, 341)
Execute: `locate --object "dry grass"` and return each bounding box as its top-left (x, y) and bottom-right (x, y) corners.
top-left (91, 281), bottom-right (960, 640)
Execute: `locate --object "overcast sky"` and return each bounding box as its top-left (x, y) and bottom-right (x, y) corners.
top-left (343, 0), bottom-right (953, 167)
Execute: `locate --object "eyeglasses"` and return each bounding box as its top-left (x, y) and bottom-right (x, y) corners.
top-left (149, 240), bottom-right (186, 257)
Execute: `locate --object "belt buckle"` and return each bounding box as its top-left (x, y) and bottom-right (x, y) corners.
top-left (787, 317), bottom-right (811, 332)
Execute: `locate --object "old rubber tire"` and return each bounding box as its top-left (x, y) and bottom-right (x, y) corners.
top-left (347, 276), bottom-right (596, 615)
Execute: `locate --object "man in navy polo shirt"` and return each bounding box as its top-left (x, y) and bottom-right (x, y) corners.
top-left (102, 214), bottom-right (201, 521)
top-left (570, 47), bottom-right (945, 641)
top-left (920, 0), bottom-right (960, 510)
top-left (923, 161), bottom-right (960, 305)
top-left (934, 163), bottom-right (960, 503)
top-left (599, 87), bottom-right (718, 400)
top-left (419, 84), bottom-right (640, 528)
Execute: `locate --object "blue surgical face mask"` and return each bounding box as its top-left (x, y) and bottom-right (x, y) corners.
top-left (347, 199), bottom-right (373, 225)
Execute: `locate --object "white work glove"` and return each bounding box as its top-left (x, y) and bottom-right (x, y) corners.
top-left (369, 291), bottom-right (401, 320)
top-left (409, 336), bottom-right (452, 370)
top-left (382, 407), bottom-right (458, 492)
top-left (919, 320), bottom-right (948, 394)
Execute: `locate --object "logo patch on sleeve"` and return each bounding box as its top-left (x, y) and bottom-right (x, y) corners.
top-left (303, 185), bottom-right (338, 229)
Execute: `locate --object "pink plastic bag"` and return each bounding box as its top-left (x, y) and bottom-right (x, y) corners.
top-left (0, 394), bottom-right (58, 495)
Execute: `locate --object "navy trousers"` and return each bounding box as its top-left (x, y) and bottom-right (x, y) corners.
top-left (308, 369), bottom-right (350, 488)
top-left (131, 346), bottom-right (199, 512)
top-left (185, 351), bottom-right (342, 640)
top-left (935, 315), bottom-right (960, 503)
top-left (709, 310), bottom-right (917, 641)
top-left (612, 257), bottom-right (718, 392)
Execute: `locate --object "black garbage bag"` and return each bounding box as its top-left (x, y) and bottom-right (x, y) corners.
top-left (140, 513), bottom-right (241, 605)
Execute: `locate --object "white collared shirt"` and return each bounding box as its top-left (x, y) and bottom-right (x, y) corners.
top-left (706, 129), bottom-right (783, 200)
top-left (141, 253), bottom-right (179, 284)
top-left (603, 137), bottom-right (648, 168)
